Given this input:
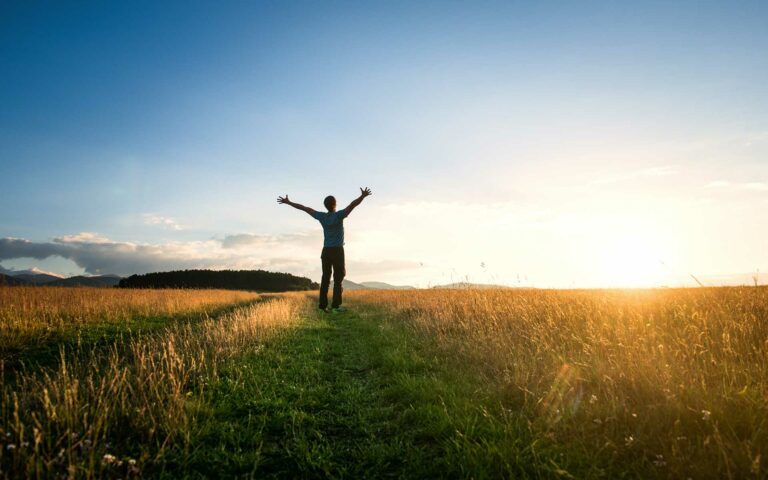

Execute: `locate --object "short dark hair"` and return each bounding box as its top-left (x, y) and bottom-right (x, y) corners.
top-left (324, 195), bottom-right (336, 210)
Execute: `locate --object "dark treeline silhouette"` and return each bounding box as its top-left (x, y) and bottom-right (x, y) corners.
top-left (0, 273), bottom-right (28, 286)
top-left (118, 269), bottom-right (318, 292)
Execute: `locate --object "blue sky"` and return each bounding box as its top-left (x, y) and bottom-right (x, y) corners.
top-left (1, 1), bottom-right (767, 287)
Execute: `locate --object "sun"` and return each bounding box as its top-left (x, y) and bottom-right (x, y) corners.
top-left (598, 236), bottom-right (667, 288)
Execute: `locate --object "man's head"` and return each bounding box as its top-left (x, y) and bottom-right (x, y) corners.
top-left (324, 195), bottom-right (336, 212)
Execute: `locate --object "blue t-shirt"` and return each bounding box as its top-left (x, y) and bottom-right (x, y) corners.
top-left (312, 208), bottom-right (349, 247)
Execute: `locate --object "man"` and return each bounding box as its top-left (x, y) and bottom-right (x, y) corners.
top-left (277, 187), bottom-right (372, 313)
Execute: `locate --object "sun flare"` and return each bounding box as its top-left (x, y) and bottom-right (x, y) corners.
top-left (598, 236), bottom-right (667, 288)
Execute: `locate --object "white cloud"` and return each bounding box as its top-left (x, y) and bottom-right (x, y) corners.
top-left (741, 131), bottom-right (768, 147)
top-left (705, 180), bottom-right (768, 191)
top-left (590, 165), bottom-right (677, 185)
top-left (0, 232), bottom-right (419, 282)
top-left (220, 232), bottom-right (317, 249)
top-left (744, 182), bottom-right (768, 192)
top-left (142, 214), bottom-right (183, 231)
top-left (0, 236), bottom-right (224, 276)
top-left (346, 259), bottom-right (423, 279)
top-left (55, 232), bottom-right (111, 243)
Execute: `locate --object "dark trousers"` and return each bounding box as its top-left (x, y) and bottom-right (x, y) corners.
top-left (319, 247), bottom-right (345, 309)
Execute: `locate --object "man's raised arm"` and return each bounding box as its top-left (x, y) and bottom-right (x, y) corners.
top-left (343, 187), bottom-right (372, 216)
top-left (277, 195), bottom-right (316, 217)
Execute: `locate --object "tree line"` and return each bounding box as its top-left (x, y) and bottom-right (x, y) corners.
top-left (118, 269), bottom-right (318, 292)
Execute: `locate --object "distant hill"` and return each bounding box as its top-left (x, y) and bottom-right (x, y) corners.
top-left (432, 282), bottom-right (514, 290)
top-left (0, 267), bottom-right (64, 285)
top-left (0, 273), bottom-right (30, 286)
top-left (341, 279), bottom-right (369, 290)
top-left (47, 275), bottom-right (122, 288)
top-left (0, 268), bottom-right (119, 287)
top-left (359, 281), bottom-right (414, 290)
top-left (12, 272), bottom-right (65, 284)
top-left (119, 269), bottom-right (318, 292)
top-left (341, 280), bottom-right (414, 290)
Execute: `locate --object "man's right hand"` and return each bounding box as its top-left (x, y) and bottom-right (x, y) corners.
top-left (277, 195), bottom-right (290, 205)
top-left (360, 187), bottom-right (372, 198)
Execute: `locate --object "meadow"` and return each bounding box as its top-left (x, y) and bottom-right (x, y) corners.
top-left (0, 287), bottom-right (259, 363)
top-left (349, 287), bottom-right (768, 478)
top-left (0, 285), bottom-right (765, 478)
top-left (0, 287), bottom-right (303, 478)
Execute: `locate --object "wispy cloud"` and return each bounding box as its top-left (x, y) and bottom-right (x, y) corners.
top-left (346, 259), bottom-right (423, 279)
top-left (705, 180), bottom-right (768, 191)
top-left (220, 233), bottom-right (317, 249)
top-left (744, 182), bottom-right (768, 191)
top-left (590, 165), bottom-right (677, 185)
top-left (705, 180), bottom-right (731, 188)
top-left (55, 232), bottom-right (112, 243)
top-left (740, 131), bottom-right (768, 147)
top-left (142, 214), bottom-right (184, 231)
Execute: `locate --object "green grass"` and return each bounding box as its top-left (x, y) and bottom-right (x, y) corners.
top-left (6, 295), bottom-right (696, 478)
top-left (151, 305), bottom-right (543, 479)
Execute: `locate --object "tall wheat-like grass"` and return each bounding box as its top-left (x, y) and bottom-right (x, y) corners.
top-left (0, 292), bottom-right (308, 478)
top-left (349, 287), bottom-right (768, 478)
top-left (0, 286), bottom-right (260, 354)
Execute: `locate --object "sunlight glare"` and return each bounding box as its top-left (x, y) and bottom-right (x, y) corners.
top-left (598, 235), bottom-right (666, 288)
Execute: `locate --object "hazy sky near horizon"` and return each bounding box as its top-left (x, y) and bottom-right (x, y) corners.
top-left (1, 0), bottom-right (767, 287)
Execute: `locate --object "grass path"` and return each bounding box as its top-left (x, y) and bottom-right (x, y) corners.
top-left (163, 304), bottom-right (536, 479)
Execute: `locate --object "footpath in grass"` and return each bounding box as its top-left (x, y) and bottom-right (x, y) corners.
top-left (165, 305), bottom-right (538, 479)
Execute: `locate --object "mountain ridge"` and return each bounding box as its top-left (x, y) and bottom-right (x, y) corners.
top-left (341, 279), bottom-right (414, 290)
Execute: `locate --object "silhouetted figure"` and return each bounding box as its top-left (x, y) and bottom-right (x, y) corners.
top-left (278, 187), bottom-right (372, 312)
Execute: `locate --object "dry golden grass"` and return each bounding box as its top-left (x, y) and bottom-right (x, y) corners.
top-left (0, 286), bottom-right (260, 353)
top-left (3, 285), bottom-right (765, 477)
top-left (0, 292), bottom-right (308, 478)
top-left (348, 286), bottom-right (768, 478)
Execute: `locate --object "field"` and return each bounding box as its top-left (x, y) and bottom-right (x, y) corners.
top-left (0, 286), bottom-right (766, 478)
top-left (0, 287), bottom-right (259, 361)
